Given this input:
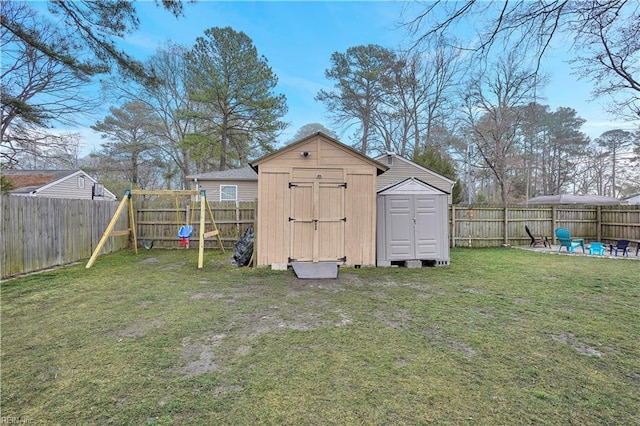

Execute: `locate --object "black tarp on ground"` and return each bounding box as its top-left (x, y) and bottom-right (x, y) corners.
top-left (232, 225), bottom-right (254, 266)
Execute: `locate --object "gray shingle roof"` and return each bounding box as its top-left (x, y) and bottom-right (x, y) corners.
top-left (187, 166), bottom-right (257, 181)
top-left (524, 194), bottom-right (621, 205)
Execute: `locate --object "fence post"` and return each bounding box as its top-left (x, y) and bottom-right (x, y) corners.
top-left (551, 206), bottom-right (557, 244)
top-left (450, 204), bottom-right (456, 248)
top-left (504, 206), bottom-right (509, 245)
top-left (597, 206), bottom-right (602, 241)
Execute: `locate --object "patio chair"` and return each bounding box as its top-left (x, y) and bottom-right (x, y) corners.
top-left (589, 242), bottom-right (605, 256)
top-left (555, 228), bottom-right (585, 253)
top-left (525, 225), bottom-right (549, 247)
top-left (609, 240), bottom-right (630, 257)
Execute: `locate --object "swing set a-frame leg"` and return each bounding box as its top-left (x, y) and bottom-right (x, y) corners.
top-left (86, 190), bottom-right (132, 268)
top-left (197, 190), bottom-right (225, 268)
top-left (203, 195), bottom-right (225, 252)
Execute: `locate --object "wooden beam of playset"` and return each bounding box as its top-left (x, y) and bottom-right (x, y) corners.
top-left (198, 189), bottom-right (206, 268)
top-left (130, 189), bottom-right (201, 196)
top-left (86, 191), bottom-right (132, 268)
top-left (204, 196), bottom-right (225, 253)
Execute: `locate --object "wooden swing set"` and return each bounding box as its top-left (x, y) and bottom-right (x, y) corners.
top-left (86, 189), bottom-right (224, 269)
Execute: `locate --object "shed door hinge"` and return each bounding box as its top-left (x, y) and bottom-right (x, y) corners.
top-left (289, 217), bottom-right (296, 222)
top-left (340, 182), bottom-right (347, 188)
top-left (338, 256), bottom-right (347, 262)
top-left (289, 182), bottom-right (298, 188)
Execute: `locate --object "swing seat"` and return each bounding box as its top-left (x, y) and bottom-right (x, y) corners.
top-left (178, 225), bottom-right (193, 239)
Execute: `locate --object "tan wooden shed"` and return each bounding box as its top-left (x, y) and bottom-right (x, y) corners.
top-left (250, 132), bottom-right (388, 268)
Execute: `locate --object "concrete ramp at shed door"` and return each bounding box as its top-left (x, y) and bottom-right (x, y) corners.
top-left (291, 262), bottom-right (338, 279)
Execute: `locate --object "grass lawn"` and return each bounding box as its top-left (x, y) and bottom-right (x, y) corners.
top-left (1, 248), bottom-right (639, 425)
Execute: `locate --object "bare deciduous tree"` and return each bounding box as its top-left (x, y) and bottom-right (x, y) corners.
top-left (1, 0), bottom-right (186, 169)
top-left (1, 1), bottom-right (97, 167)
top-left (462, 51), bottom-right (540, 203)
top-left (406, 1), bottom-right (640, 118)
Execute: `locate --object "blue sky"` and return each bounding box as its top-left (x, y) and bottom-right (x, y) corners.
top-left (112, 1), bottom-right (417, 149)
top-left (57, 1), bottom-right (636, 155)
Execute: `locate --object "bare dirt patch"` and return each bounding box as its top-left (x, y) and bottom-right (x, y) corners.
top-left (190, 292), bottom-right (225, 300)
top-left (118, 319), bottom-right (165, 338)
top-left (286, 275), bottom-right (350, 292)
top-left (373, 308), bottom-right (412, 330)
top-left (234, 305), bottom-right (353, 339)
top-left (212, 384), bottom-right (243, 397)
top-left (450, 341), bottom-right (477, 358)
top-left (177, 332), bottom-right (226, 377)
top-left (551, 332), bottom-right (603, 357)
top-left (421, 326), bottom-right (477, 357)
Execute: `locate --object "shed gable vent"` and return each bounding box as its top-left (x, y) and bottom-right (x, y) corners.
top-left (387, 155), bottom-right (393, 166)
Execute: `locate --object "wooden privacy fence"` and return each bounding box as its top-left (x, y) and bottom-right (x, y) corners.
top-left (451, 205), bottom-right (640, 248)
top-left (135, 201), bottom-right (256, 249)
top-left (4, 196), bottom-right (639, 279)
top-left (1, 196), bottom-right (128, 279)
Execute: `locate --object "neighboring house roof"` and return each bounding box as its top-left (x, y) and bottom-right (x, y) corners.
top-left (622, 193), bottom-right (640, 205)
top-left (250, 132), bottom-right (388, 174)
top-left (378, 177), bottom-right (451, 195)
top-left (187, 166), bottom-right (257, 181)
top-left (374, 152), bottom-right (456, 186)
top-left (2, 169), bottom-right (116, 199)
top-left (524, 194), bottom-right (621, 205)
top-left (3, 170), bottom-right (76, 193)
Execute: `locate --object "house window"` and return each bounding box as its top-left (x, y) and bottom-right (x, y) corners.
top-left (220, 185), bottom-right (237, 201)
top-left (78, 176), bottom-right (85, 189)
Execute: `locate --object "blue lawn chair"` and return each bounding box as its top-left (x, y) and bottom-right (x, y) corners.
top-left (555, 228), bottom-right (585, 253)
top-left (589, 242), bottom-right (605, 256)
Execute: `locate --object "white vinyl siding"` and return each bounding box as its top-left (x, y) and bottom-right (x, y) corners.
top-left (38, 173), bottom-right (93, 199)
top-left (192, 180), bottom-right (258, 202)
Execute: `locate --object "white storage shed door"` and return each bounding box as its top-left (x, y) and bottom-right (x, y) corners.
top-left (386, 194), bottom-right (438, 260)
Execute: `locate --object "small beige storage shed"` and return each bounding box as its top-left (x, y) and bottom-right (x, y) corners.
top-left (250, 132), bottom-right (388, 268)
top-left (377, 177), bottom-right (450, 267)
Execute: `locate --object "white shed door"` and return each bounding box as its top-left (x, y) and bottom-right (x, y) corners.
top-left (290, 182), bottom-right (345, 262)
top-left (414, 195), bottom-right (438, 258)
top-left (386, 196), bottom-right (415, 259)
top-left (386, 194), bottom-right (438, 260)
